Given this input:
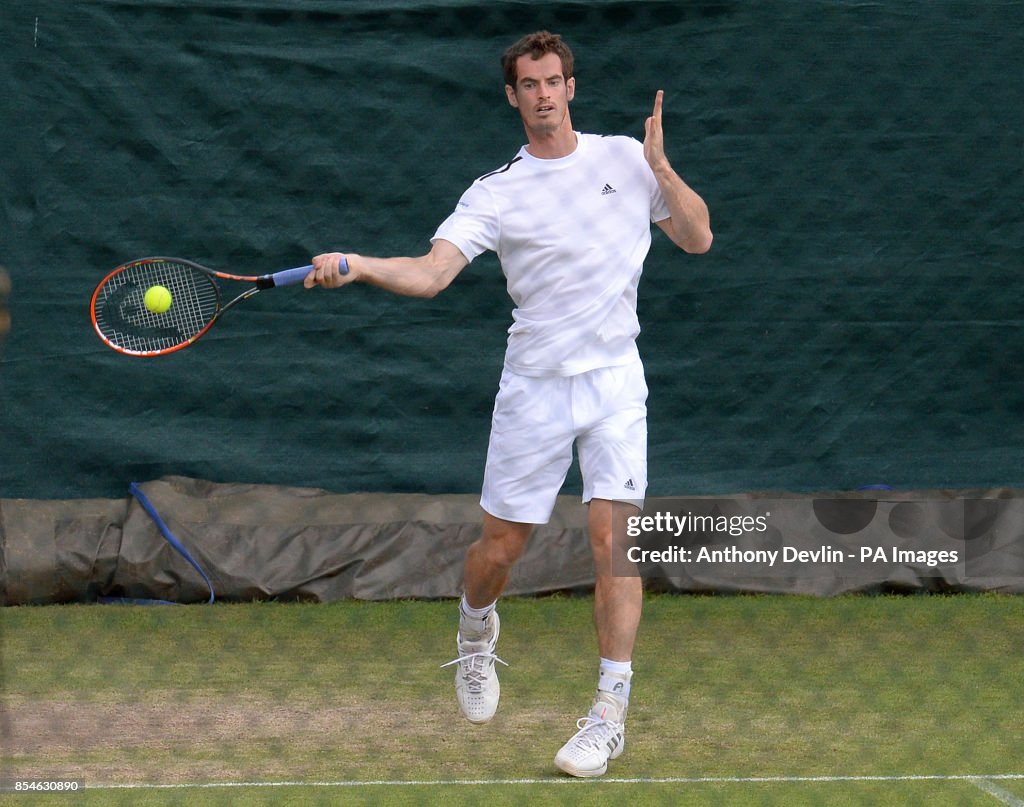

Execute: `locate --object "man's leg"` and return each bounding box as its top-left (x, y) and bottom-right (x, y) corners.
top-left (463, 512), bottom-right (534, 609)
top-left (554, 499), bottom-right (642, 776)
top-left (588, 498), bottom-right (643, 661)
top-left (445, 512), bottom-right (534, 724)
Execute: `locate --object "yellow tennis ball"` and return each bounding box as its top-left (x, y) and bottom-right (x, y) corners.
top-left (144, 285), bottom-right (172, 314)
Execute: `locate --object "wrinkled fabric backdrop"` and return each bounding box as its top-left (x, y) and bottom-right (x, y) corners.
top-left (1, 1), bottom-right (1022, 502)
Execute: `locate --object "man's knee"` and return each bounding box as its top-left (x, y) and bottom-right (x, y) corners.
top-left (478, 513), bottom-right (533, 567)
top-left (588, 498), bottom-right (638, 569)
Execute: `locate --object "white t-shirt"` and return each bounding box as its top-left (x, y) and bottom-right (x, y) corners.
top-left (432, 133), bottom-right (670, 377)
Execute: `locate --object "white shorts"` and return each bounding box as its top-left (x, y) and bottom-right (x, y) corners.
top-left (480, 360), bottom-right (648, 524)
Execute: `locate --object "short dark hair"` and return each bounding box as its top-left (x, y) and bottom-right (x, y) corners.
top-left (501, 31), bottom-right (574, 88)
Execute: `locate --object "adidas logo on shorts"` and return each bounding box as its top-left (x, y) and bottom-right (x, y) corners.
top-left (623, 478), bottom-right (636, 491)
top-left (601, 183), bottom-right (617, 195)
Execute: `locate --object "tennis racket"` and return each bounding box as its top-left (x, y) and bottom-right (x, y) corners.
top-left (90, 256), bottom-right (346, 357)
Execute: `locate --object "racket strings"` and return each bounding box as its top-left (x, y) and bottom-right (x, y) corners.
top-left (94, 259), bottom-right (220, 354)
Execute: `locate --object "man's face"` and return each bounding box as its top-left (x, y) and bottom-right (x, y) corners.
top-left (505, 52), bottom-right (575, 135)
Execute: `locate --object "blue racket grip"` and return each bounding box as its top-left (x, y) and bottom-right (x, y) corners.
top-left (270, 257), bottom-right (349, 287)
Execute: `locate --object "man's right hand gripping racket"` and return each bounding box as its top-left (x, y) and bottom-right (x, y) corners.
top-left (90, 256), bottom-right (346, 357)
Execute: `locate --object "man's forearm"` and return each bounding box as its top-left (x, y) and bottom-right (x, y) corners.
top-left (651, 161), bottom-right (712, 254)
top-left (347, 253), bottom-right (446, 298)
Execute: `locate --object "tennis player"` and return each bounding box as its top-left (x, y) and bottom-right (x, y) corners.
top-left (305, 31), bottom-right (711, 777)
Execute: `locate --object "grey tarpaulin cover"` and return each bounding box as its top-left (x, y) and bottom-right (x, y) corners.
top-left (1, 477), bottom-right (1022, 605)
top-left (0, 477), bottom-right (593, 604)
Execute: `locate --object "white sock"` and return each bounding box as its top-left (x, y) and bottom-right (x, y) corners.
top-left (598, 658), bottom-right (633, 701)
top-left (459, 595), bottom-right (496, 635)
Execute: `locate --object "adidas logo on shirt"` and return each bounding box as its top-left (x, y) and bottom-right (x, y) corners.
top-left (601, 183), bottom-right (617, 195)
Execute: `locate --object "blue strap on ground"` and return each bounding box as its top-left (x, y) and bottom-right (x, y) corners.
top-left (100, 483), bottom-right (216, 605)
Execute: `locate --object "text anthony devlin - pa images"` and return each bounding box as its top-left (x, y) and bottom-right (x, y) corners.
top-left (625, 543), bottom-right (960, 568)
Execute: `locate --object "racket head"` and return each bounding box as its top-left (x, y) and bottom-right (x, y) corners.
top-left (90, 257), bottom-right (222, 357)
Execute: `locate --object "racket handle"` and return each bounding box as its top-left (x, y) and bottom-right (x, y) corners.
top-left (268, 265), bottom-right (314, 287)
top-left (267, 257), bottom-right (350, 287)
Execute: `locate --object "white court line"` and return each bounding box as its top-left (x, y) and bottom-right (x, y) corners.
top-left (971, 778), bottom-right (1024, 807)
top-left (92, 773), bottom-right (1024, 790)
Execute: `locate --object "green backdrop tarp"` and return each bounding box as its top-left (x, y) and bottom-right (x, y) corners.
top-left (1, 2), bottom-right (1022, 501)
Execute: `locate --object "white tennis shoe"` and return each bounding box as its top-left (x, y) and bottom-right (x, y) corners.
top-left (554, 691), bottom-right (627, 777)
top-left (441, 610), bottom-right (506, 724)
